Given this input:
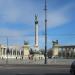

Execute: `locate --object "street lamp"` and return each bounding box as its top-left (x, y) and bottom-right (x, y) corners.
top-left (44, 0), bottom-right (47, 64)
top-left (6, 37), bottom-right (9, 64)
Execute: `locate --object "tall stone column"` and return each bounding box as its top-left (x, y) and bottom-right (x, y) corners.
top-left (34, 15), bottom-right (39, 51)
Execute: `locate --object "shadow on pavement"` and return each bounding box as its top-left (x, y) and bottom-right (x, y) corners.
top-left (16, 73), bottom-right (71, 75)
top-left (45, 73), bottom-right (70, 75)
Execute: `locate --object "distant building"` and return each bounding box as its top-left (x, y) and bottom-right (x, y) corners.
top-left (52, 40), bottom-right (75, 58)
top-left (0, 42), bottom-right (30, 59)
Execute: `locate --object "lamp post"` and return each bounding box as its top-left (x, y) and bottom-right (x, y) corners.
top-left (44, 0), bottom-right (47, 64)
top-left (6, 37), bottom-right (9, 64)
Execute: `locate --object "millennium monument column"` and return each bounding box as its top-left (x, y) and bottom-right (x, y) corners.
top-left (34, 15), bottom-right (39, 51)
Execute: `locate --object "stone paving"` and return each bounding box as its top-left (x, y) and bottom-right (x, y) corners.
top-left (0, 58), bottom-right (74, 65)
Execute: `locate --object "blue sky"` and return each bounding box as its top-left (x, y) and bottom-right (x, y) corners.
top-left (0, 0), bottom-right (75, 49)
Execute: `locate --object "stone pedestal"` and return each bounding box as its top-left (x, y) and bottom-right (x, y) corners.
top-left (53, 46), bottom-right (59, 57)
top-left (23, 45), bottom-right (30, 59)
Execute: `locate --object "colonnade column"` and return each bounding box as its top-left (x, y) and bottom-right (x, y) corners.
top-left (16, 49), bottom-right (17, 58)
top-left (5, 48), bottom-right (7, 57)
top-left (12, 49), bottom-right (13, 57)
top-left (20, 50), bottom-right (21, 56)
top-left (2, 48), bottom-right (4, 57)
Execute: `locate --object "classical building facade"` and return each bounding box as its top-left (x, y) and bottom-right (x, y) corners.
top-left (52, 40), bottom-right (75, 58)
top-left (0, 43), bottom-right (30, 59)
top-left (0, 43), bottom-right (45, 60)
top-left (0, 15), bottom-right (45, 60)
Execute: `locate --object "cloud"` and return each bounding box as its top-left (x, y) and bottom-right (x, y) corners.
top-left (0, 0), bottom-right (74, 27)
top-left (47, 12), bottom-right (69, 28)
top-left (0, 28), bottom-right (34, 46)
top-left (0, 29), bottom-right (45, 48)
top-left (0, 28), bottom-right (21, 37)
top-left (40, 2), bottom-right (75, 28)
top-left (0, 0), bottom-right (35, 24)
top-left (34, 2), bottom-right (75, 34)
top-left (0, 28), bottom-right (32, 37)
top-left (0, 0), bottom-right (75, 48)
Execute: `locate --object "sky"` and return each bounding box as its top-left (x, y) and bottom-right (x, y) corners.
top-left (0, 0), bottom-right (75, 49)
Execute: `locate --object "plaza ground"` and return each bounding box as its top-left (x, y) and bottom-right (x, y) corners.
top-left (0, 58), bottom-right (74, 65)
top-left (0, 64), bottom-right (71, 75)
top-left (0, 59), bottom-right (74, 75)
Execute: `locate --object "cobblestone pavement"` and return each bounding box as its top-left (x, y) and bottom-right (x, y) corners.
top-left (0, 58), bottom-right (74, 65)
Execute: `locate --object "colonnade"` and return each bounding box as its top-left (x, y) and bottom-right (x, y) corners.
top-left (58, 47), bottom-right (75, 58)
top-left (0, 47), bottom-right (24, 58)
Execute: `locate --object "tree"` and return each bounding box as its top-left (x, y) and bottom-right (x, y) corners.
top-left (47, 49), bottom-right (53, 58)
top-left (7, 48), bottom-right (9, 54)
top-left (29, 48), bottom-right (34, 55)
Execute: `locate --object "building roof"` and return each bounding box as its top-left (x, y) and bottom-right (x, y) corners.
top-left (57, 45), bottom-right (75, 48)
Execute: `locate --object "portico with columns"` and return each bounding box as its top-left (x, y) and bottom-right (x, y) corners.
top-left (52, 40), bottom-right (75, 58)
top-left (0, 44), bottom-right (30, 59)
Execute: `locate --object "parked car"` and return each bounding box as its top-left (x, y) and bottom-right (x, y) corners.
top-left (70, 61), bottom-right (75, 75)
